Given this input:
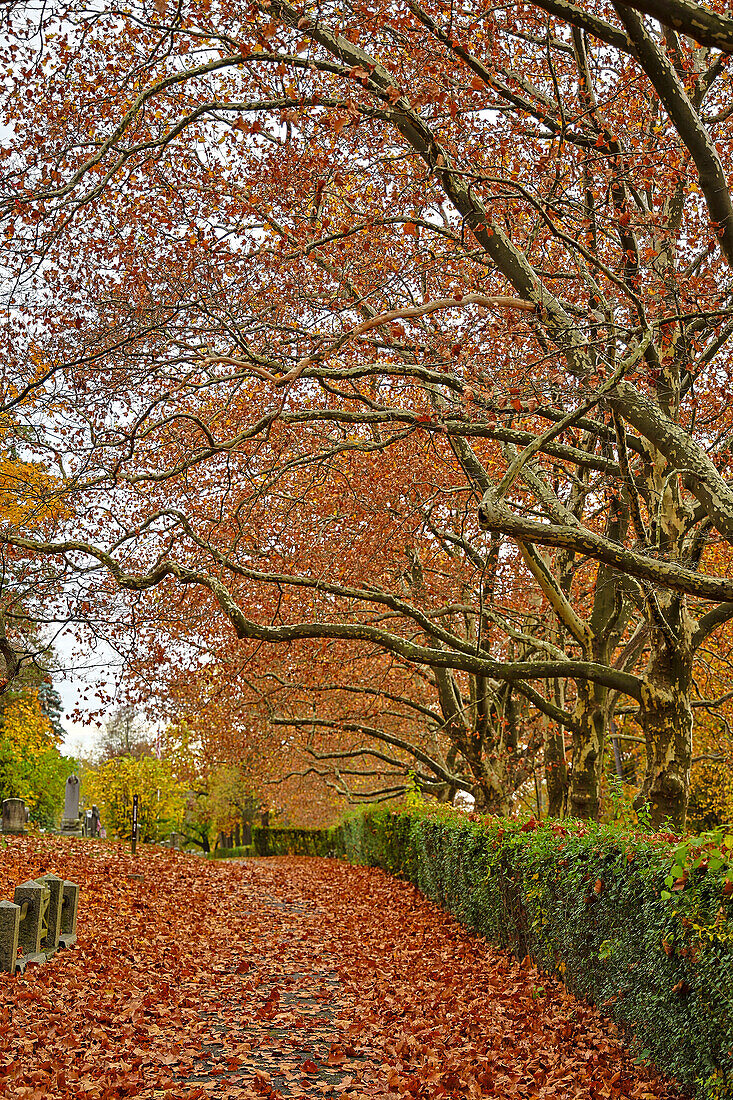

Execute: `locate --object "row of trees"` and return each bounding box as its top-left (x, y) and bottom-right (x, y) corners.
top-left (2, 0), bottom-right (733, 829)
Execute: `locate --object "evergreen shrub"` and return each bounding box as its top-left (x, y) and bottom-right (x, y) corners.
top-left (331, 806), bottom-right (733, 1099)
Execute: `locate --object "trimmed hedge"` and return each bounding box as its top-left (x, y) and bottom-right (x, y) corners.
top-left (210, 845), bottom-right (254, 859)
top-left (331, 806), bottom-right (733, 1100)
top-left (252, 826), bottom-right (332, 856)
top-left (210, 827), bottom-right (331, 858)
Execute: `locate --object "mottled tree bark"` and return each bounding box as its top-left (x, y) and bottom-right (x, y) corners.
top-left (569, 682), bottom-right (608, 820)
top-left (635, 616), bottom-right (693, 831)
top-left (544, 724), bottom-right (568, 818)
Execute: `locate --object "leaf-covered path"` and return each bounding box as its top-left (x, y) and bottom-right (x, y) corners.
top-left (0, 840), bottom-right (685, 1099)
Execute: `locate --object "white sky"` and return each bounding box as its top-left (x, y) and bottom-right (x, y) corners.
top-left (52, 629), bottom-right (123, 758)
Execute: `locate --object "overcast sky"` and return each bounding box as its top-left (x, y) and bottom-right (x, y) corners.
top-left (53, 629), bottom-right (122, 758)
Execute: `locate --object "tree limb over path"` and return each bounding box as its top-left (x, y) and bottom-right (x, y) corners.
top-left (0, 531), bottom-right (644, 703)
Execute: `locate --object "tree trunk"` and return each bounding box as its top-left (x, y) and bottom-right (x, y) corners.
top-left (634, 630), bottom-right (693, 831)
top-left (567, 505), bottom-right (625, 821)
top-left (544, 725), bottom-right (568, 818)
top-left (471, 777), bottom-right (512, 816)
top-left (569, 681), bottom-right (607, 820)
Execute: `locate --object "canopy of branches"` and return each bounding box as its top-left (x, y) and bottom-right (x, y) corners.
top-left (3, 0), bottom-right (733, 829)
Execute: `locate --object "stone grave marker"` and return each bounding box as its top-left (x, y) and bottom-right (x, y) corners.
top-left (38, 874), bottom-right (64, 954)
top-left (2, 798), bottom-right (29, 835)
top-left (0, 900), bottom-right (20, 973)
top-left (14, 880), bottom-right (49, 964)
top-left (60, 775), bottom-right (83, 836)
top-left (0, 875), bottom-right (79, 972)
top-left (59, 881), bottom-right (79, 946)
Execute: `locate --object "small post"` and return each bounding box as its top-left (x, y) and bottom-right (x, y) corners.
top-left (59, 881), bottom-right (80, 947)
top-left (0, 901), bottom-right (20, 973)
top-left (131, 793), bottom-right (138, 855)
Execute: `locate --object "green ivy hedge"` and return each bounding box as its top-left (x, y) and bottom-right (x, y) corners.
top-left (330, 806), bottom-right (733, 1100)
top-left (208, 827), bottom-right (332, 858)
top-left (252, 825), bottom-right (332, 856)
top-left (209, 844), bottom-right (254, 859)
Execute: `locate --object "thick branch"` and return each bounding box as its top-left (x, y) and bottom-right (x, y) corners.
top-left (613, 2), bottom-right (733, 267)
top-left (0, 534), bottom-right (645, 700)
top-left (616, 0), bottom-right (733, 53)
top-left (479, 497), bottom-right (733, 603)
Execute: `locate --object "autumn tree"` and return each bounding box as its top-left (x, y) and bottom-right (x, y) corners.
top-left (97, 705), bottom-right (156, 762)
top-left (161, 706), bottom-right (270, 849)
top-left (4, 0), bottom-right (733, 827)
top-left (0, 649), bottom-right (76, 826)
top-left (84, 753), bottom-right (187, 842)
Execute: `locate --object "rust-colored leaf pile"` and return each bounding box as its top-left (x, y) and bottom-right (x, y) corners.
top-left (0, 839), bottom-right (684, 1099)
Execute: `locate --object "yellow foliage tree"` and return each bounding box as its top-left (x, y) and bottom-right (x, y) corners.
top-left (2, 689), bottom-right (57, 755)
top-left (0, 684), bottom-right (72, 826)
top-left (0, 454), bottom-right (64, 530)
top-left (0, 419), bottom-right (71, 694)
top-left (0, 405), bottom-right (70, 532)
top-left (83, 754), bottom-right (187, 842)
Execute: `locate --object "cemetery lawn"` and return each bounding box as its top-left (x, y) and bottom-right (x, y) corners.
top-left (0, 838), bottom-right (686, 1100)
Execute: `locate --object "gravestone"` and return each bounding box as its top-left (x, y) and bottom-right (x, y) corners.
top-left (37, 874), bottom-right (64, 955)
top-left (2, 798), bottom-right (28, 834)
top-left (91, 805), bottom-right (101, 836)
top-left (0, 900), bottom-right (20, 973)
top-left (59, 880), bottom-right (79, 947)
top-left (14, 880), bottom-right (49, 963)
top-left (59, 775), bottom-right (83, 836)
top-left (0, 875), bottom-right (79, 970)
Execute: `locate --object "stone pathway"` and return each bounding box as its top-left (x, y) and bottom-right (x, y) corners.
top-left (186, 897), bottom-right (366, 1097)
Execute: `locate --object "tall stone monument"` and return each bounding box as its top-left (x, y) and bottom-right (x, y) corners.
top-left (59, 775), bottom-right (83, 837)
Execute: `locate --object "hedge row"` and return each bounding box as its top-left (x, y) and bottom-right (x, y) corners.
top-left (330, 806), bottom-right (733, 1100)
top-left (210, 826), bottom-right (331, 858)
top-left (210, 845), bottom-right (253, 859)
top-left (253, 826), bottom-right (332, 856)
